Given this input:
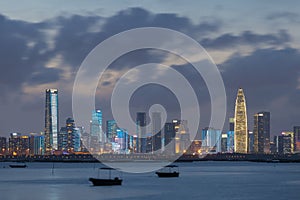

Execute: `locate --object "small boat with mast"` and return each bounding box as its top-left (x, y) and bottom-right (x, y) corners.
top-left (89, 167), bottom-right (122, 186)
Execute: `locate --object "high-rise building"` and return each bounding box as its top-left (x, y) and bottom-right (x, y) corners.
top-left (253, 112), bottom-right (270, 154)
top-left (164, 122), bottom-right (176, 155)
top-left (136, 112), bottom-right (147, 153)
top-left (172, 119), bottom-right (190, 154)
top-left (274, 135), bottom-right (284, 154)
top-left (202, 127), bottom-right (222, 153)
top-left (30, 133), bottom-right (45, 155)
top-left (221, 132), bottom-right (228, 153)
top-left (293, 126), bottom-right (300, 152)
top-left (0, 137), bottom-right (7, 155)
top-left (227, 117), bottom-right (235, 152)
top-left (58, 127), bottom-right (68, 152)
top-left (282, 131), bottom-right (294, 153)
top-left (152, 112), bottom-right (162, 152)
top-left (234, 88), bottom-right (248, 153)
top-left (45, 89), bottom-right (59, 154)
top-left (90, 110), bottom-right (103, 153)
top-left (106, 120), bottom-right (117, 143)
top-left (248, 131), bottom-right (254, 153)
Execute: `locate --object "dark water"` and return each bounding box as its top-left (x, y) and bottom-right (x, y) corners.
top-left (0, 161), bottom-right (299, 200)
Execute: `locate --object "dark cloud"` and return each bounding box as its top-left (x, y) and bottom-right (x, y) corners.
top-left (221, 47), bottom-right (300, 135)
top-left (201, 30), bottom-right (291, 49)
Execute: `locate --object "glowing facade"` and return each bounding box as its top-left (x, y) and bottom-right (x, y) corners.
top-left (45, 89), bottom-right (59, 153)
top-left (234, 88), bottom-right (248, 153)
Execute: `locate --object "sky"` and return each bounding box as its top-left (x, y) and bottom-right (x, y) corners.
top-left (0, 1), bottom-right (300, 137)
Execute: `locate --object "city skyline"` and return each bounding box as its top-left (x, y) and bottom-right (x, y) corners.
top-left (0, 1), bottom-right (300, 140)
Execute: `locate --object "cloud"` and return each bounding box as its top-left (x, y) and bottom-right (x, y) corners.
top-left (266, 11), bottom-right (300, 23)
top-left (201, 30), bottom-right (291, 50)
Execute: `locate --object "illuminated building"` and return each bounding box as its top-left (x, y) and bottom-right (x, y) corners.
top-left (114, 128), bottom-right (129, 153)
top-left (253, 112), bottom-right (270, 154)
top-left (293, 126), bottom-right (300, 152)
top-left (202, 127), bottom-right (221, 153)
top-left (234, 88), bottom-right (248, 153)
top-left (106, 120), bottom-right (117, 142)
top-left (0, 137), bottom-right (7, 155)
top-left (152, 112), bottom-right (162, 152)
top-left (172, 119), bottom-right (190, 154)
top-left (221, 132), bottom-right (228, 153)
top-left (136, 112), bottom-right (146, 153)
top-left (9, 133), bottom-right (30, 156)
top-left (30, 133), bottom-right (45, 155)
top-left (90, 110), bottom-right (103, 153)
top-left (274, 135), bottom-right (284, 154)
top-left (227, 118), bottom-right (235, 152)
top-left (164, 122), bottom-right (176, 155)
top-left (58, 127), bottom-right (68, 152)
top-left (282, 131), bottom-right (294, 153)
top-left (45, 89), bottom-right (59, 154)
top-left (248, 131), bottom-right (254, 153)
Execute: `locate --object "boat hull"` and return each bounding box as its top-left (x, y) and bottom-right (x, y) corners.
top-left (89, 178), bottom-right (122, 186)
top-left (9, 164), bottom-right (27, 168)
top-left (155, 172), bottom-right (179, 178)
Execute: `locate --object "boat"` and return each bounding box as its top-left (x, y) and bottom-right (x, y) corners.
top-left (9, 164), bottom-right (27, 168)
top-left (155, 164), bottom-right (180, 178)
top-left (89, 167), bottom-right (122, 186)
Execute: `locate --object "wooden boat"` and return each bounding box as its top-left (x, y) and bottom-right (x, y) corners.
top-left (89, 167), bottom-right (122, 186)
top-left (155, 165), bottom-right (179, 178)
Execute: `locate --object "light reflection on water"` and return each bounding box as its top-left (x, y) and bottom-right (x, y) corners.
top-left (0, 162), bottom-right (300, 200)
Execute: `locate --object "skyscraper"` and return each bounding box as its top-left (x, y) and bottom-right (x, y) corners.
top-left (164, 122), bottom-right (176, 155)
top-left (106, 120), bottom-right (117, 143)
top-left (253, 112), bottom-right (270, 154)
top-left (202, 127), bottom-right (222, 153)
top-left (136, 112), bottom-right (146, 153)
top-left (227, 117), bottom-right (235, 152)
top-left (90, 110), bottom-right (103, 153)
top-left (293, 126), bottom-right (300, 152)
top-left (234, 88), bottom-right (248, 153)
top-left (45, 89), bottom-right (59, 154)
top-left (152, 112), bottom-right (162, 152)
top-left (282, 131), bottom-right (294, 153)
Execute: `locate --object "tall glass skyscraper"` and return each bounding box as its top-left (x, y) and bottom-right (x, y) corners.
top-left (152, 112), bottom-right (162, 152)
top-left (136, 112), bottom-right (146, 153)
top-left (234, 88), bottom-right (248, 153)
top-left (45, 89), bottom-right (59, 154)
top-left (253, 112), bottom-right (270, 153)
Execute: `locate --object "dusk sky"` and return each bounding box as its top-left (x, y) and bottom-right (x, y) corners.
top-left (0, 1), bottom-right (300, 137)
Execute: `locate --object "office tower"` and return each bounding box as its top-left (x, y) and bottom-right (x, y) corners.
top-left (253, 112), bottom-right (270, 154)
top-left (164, 122), bottom-right (176, 155)
top-left (234, 88), bottom-right (248, 153)
top-left (30, 133), bottom-right (45, 155)
top-left (293, 126), bottom-right (300, 152)
top-left (114, 128), bottom-right (129, 153)
top-left (0, 137), bottom-right (7, 155)
top-left (136, 112), bottom-right (147, 153)
top-left (90, 110), bottom-right (103, 153)
top-left (282, 131), bottom-right (294, 153)
top-left (248, 131), bottom-right (254, 153)
top-left (45, 89), bottom-right (59, 154)
top-left (152, 112), bottom-right (162, 152)
top-left (227, 117), bottom-right (235, 153)
top-left (274, 135), bottom-right (284, 154)
top-left (58, 127), bottom-right (68, 152)
top-left (202, 127), bottom-right (222, 153)
top-left (173, 119), bottom-right (181, 153)
top-left (106, 120), bottom-right (117, 143)
top-left (221, 132), bottom-right (228, 153)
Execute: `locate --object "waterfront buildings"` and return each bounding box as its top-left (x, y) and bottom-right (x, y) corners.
top-left (0, 137), bottom-right (7, 155)
top-left (293, 126), bottom-right (300, 152)
top-left (227, 117), bottom-right (235, 152)
top-left (44, 89), bottom-right (59, 154)
top-left (164, 122), bottom-right (176, 154)
top-left (234, 88), bottom-right (248, 153)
